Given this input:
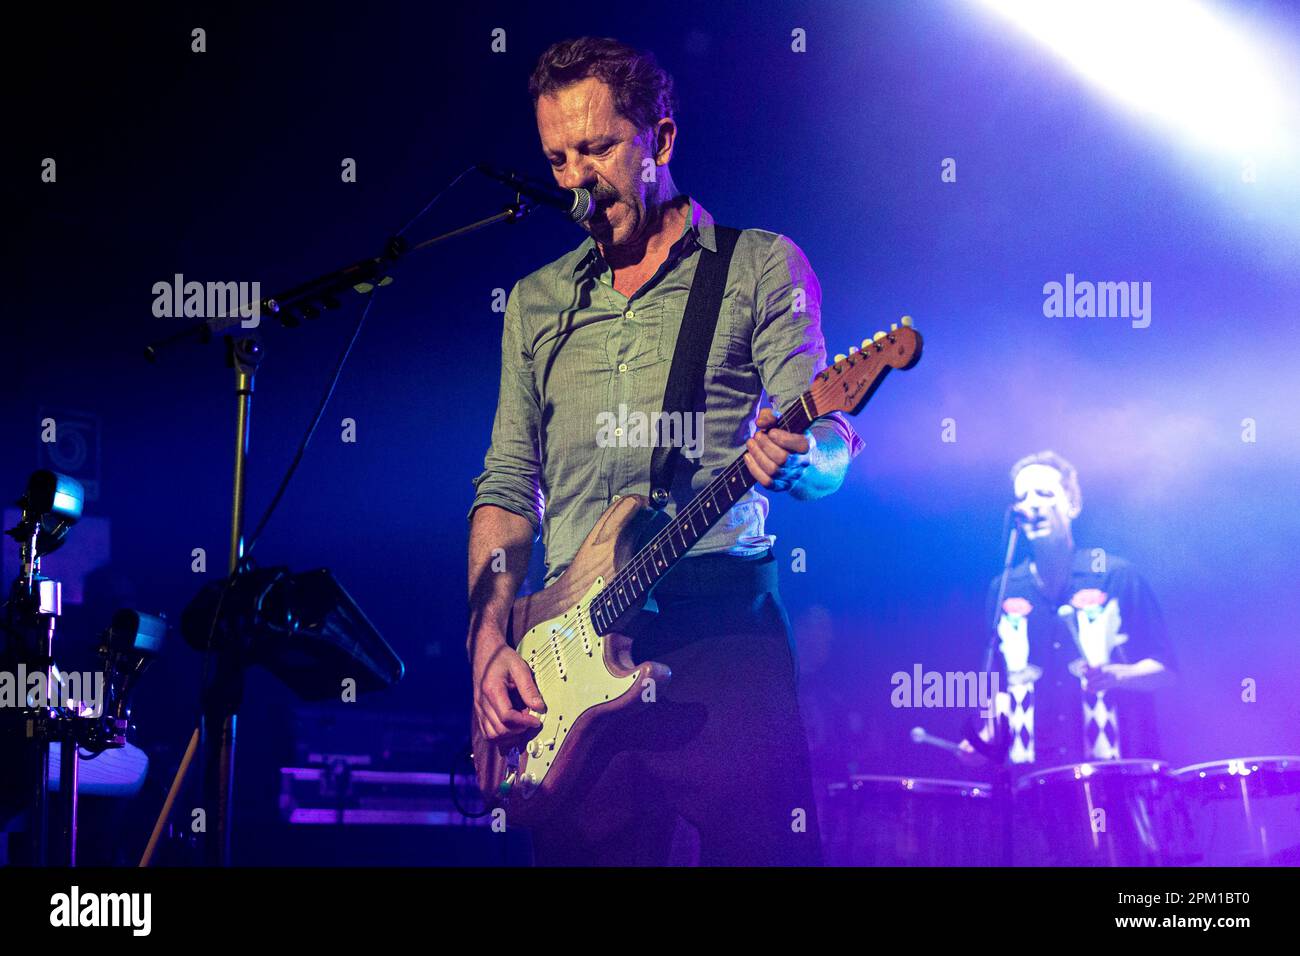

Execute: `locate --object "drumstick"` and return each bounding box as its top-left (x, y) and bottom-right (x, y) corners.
top-left (910, 726), bottom-right (963, 754)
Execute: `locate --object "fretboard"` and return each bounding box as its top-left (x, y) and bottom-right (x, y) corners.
top-left (589, 393), bottom-right (818, 635)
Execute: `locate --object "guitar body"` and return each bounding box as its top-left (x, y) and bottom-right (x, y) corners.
top-left (471, 494), bottom-right (670, 827)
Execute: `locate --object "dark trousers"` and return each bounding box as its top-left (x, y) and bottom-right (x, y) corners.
top-left (529, 550), bottom-right (823, 866)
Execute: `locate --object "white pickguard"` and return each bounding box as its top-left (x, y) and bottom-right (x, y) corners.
top-left (504, 577), bottom-right (640, 798)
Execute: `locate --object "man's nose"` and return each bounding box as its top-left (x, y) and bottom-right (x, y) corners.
top-left (555, 161), bottom-right (595, 191)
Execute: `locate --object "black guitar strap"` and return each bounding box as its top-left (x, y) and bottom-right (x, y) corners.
top-left (648, 224), bottom-right (741, 510)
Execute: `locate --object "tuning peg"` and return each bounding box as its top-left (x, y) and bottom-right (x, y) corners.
top-left (872, 331), bottom-right (887, 344)
top-left (861, 337), bottom-right (873, 350)
top-left (900, 315), bottom-right (913, 327)
top-left (890, 323), bottom-right (898, 331)
top-left (834, 353), bottom-right (847, 364)
top-left (848, 345), bottom-right (859, 354)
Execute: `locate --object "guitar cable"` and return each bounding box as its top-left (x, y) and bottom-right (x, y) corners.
top-left (449, 741), bottom-right (493, 819)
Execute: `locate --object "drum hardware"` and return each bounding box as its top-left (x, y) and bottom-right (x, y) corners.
top-left (964, 713), bottom-right (1015, 865)
top-left (1174, 756), bottom-right (1300, 865)
top-left (1012, 759), bottom-right (1178, 866)
top-left (829, 753), bottom-right (1300, 866)
top-left (825, 774), bottom-right (994, 866)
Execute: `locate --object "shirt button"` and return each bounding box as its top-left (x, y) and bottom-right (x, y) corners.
top-left (618, 363), bottom-right (628, 373)
top-left (1052, 642), bottom-right (1061, 650)
top-left (614, 427), bottom-right (624, 437)
top-left (624, 309), bottom-right (636, 319)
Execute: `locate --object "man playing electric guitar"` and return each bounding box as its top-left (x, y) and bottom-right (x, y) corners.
top-left (467, 37), bottom-right (865, 865)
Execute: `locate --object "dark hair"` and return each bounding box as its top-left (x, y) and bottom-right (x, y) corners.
top-left (1010, 450), bottom-right (1083, 513)
top-left (529, 37), bottom-right (676, 135)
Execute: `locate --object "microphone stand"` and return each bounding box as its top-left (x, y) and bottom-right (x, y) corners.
top-left (983, 506), bottom-right (1019, 676)
top-left (973, 506), bottom-right (1019, 866)
top-left (141, 193), bottom-right (534, 867)
top-left (143, 199), bottom-right (534, 362)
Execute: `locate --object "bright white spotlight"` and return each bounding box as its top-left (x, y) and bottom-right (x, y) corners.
top-left (974, 0), bottom-right (1292, 157)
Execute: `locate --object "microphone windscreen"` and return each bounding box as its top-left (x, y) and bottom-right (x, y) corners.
top-left (570, 188), bottom-right (594, 223)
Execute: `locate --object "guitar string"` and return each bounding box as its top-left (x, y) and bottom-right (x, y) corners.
top-left (526, 346), bottom-right (883, 685)
top-left (526, 450), bottom-right (758, 686)
top-left (527, 405), bottom-right (806, 685)
top-left (528, 443), bottom-right (764, 685)
top-left (525, 355), bottom-right (864, 686)
top-left (485, 346), bottom-right (906, 747)
top-left (606, 354), bottom-right (856, 594)
top-left (605, 345), bottom-right (882, 598)
top-left (515, 341), bottom-right (908, 765)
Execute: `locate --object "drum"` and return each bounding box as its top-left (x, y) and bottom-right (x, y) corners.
top-left (1013, 759), bottom-right (1179, 866)
top-left (1174, 756), bottom-right (1300, 866)
top-left (824, 775), bottom-right (994, 866)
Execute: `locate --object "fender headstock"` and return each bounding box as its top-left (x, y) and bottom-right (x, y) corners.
top-left (808, 316), bottom-right (923, 418)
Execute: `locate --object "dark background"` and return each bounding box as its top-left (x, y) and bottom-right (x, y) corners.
top-left (5, 1), bottom-right (1298, 863)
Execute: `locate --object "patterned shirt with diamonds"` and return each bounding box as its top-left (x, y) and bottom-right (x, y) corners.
top-left (985, 549), bottom-right (1175, 769)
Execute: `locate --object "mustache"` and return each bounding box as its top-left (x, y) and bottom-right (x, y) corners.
top-left (1013, 512), bottom-right (1050, 525)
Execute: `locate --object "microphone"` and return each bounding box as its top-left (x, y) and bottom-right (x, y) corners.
top-left (475, 164), bottom-right (594, 223)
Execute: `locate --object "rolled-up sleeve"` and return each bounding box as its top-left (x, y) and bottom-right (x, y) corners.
top-left (751, 235), bottom-right (866, 460)
top-left (468, 283), bottom-right (545, 535)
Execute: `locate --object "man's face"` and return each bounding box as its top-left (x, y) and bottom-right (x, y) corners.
top-left (536, 77), bottom-right (664, 248)
top-left (1012, 463), bottom-right (1078, 542)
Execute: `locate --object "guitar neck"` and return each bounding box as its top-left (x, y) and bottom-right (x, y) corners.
top-left (589, 395), bottom-right (817, 635)
top-left (586, 320), bottom-right (923, 636)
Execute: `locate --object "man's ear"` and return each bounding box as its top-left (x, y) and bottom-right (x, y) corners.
top-left (653, 117), bottom-right (677, 165)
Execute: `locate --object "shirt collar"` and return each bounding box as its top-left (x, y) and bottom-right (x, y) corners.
top-left (571, 195), bottom-right (716, 277)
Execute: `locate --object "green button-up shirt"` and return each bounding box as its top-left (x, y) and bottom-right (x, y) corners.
top-left (470, 196), bottom-right (863, 586)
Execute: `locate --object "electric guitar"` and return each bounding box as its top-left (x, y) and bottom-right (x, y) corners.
top-left (472, 319), bottom-right (923, 824)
